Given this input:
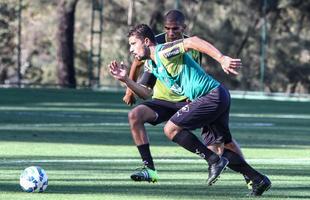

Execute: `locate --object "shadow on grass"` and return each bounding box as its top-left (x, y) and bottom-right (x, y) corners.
top-left (1, 181), bottom-right (310, 199)
top-left (0, 182), bottom-right (261, 197)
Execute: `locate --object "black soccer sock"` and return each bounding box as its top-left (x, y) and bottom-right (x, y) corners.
top-left (223, 149), bottom-right (263, 182)
top-left (172, 130), bottom-right (220, 165)
top-left (137, 143), bottom-right (155, 170)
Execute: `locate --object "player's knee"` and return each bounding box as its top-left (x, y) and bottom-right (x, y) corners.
top-left (224, 140), bottom-right (244, 158)
top-left (164, 122), bottom-right (180, 140)
top-left (128, 108), bottom-right (142, 124)
top-left (163, 126), bottom-right (173, 140)
top-left (208, 143), bottom-right (224, 156)
top-left (163, 125), bottom-right (170, 136)
top-left (224, 140), bottom-right (239, 152)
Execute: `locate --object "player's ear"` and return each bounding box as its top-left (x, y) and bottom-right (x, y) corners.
top-left (144, 38), bottom-right (151, 47)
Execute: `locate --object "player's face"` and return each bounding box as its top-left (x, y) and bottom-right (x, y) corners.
top-left (164, 21), bottom-right (185, 42)
top-left (129, 36), bottom-right (150, 61)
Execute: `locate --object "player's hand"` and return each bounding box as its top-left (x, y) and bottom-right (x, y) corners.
top-left (123, 88), bottom-right (136, 106)
top-left (219, 56), bottom-right (242, 75)
top-left (109, 61), bottom-right (128, 82)
top-left (123, 91), bottom-right (136, 106)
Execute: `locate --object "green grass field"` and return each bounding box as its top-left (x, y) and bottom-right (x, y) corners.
top-left (0, 88), bottom-right (309, 200)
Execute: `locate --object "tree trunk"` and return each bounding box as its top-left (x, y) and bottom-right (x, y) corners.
top-left (0, 2), bottom-right (16, 84)
top-left (56, 0), bottom-right (79, 88)
top-left (127, 0), bottom-right (135, 26)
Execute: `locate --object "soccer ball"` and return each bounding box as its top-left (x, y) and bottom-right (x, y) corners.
top-left (20, 166), bottom-right (48, 192)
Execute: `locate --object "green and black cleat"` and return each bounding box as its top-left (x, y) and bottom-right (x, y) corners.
top-left (130, 166), bottom-right (159, 183)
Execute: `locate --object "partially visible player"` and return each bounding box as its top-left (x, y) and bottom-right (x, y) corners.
top-left (109, 24), bottom-right (271, 196)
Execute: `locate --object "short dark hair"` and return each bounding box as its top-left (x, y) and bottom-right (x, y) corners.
top-left (164, 9), bottom-right (185, 24)
top-left (128, 24), bottom-right (156, 43)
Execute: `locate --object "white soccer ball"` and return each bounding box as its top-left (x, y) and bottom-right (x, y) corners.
top-left (20, 166), bottom-right (48, 193)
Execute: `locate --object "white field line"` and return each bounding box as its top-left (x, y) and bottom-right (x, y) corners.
top-left (230, 113), bottom-right (310, 119)
top-left (1, 158), bottom-right (310, 165)
top-left (0, 123), bottom-right (130, 128)
top-left (0, 107), bottom-right (128, 113)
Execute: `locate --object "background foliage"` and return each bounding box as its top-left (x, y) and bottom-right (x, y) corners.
top-left (0, 0), bottom-right (309, 93)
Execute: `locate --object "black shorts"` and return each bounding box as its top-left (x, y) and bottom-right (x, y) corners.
top-left (170, 85), bottom-right (232, 145)
top-left (141, 99), bottom-right (188, 125)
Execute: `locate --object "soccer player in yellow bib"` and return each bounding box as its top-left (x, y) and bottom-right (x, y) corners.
top-left (123, 10), bottom-right (201, 105)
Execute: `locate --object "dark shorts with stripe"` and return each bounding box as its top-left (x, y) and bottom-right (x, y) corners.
top-left (141, 99), bottom-right (188, 125)
top-left (170, 85), bottom-right (232, 145)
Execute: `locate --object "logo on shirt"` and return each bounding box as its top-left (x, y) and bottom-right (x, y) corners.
top-left (163, 47), bottom-right (180, 58)
top-left (176, 105), bottom-right (189, 117)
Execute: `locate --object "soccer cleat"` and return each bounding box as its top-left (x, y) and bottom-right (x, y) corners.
top-left (249, 175), bottom-right (271, 196)
top-left (130, 166), bottom-right (159, 183)
top-left (207, 157), bottom-right (229, 186)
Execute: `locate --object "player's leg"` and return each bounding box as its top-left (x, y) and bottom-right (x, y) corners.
top-left (128, 104), bottom-right (157, 167)
top-left (165, 88), bottom-right (233, 185)
top-left (221, 85), bottom-right (270, 194)
top-left (129, 99), bottom-right (185, 182)
top-left (201, 86), bottom-right (271, 195)
top-left (128, 104), bottom-right (158, 182)
top-left (164, 120), bottom-right (228, 186)
top-left (224, 139), bottom-right (253, 188)
top-left (202, 111), bottom-right (251, 182)
top-left (203, 127), bottom-right (271, 196)
top-left (222, 148), bottom-right (271, 196)
top-left (202, 125), bottom-right (253, 188)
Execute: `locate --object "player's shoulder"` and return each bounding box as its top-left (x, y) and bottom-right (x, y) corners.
top-left (155, 32), bottom-right (166, 44)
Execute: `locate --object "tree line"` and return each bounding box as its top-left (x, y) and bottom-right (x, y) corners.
top-left (0, 0), bottom-right (309, 93)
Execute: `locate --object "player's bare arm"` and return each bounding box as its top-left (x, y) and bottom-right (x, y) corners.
top-left (109, 60), bottom-right (152, 100)
top-left (123, 59), bottom-right (144, 105)
top-left (183, 36), bottom-right (242, 75)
